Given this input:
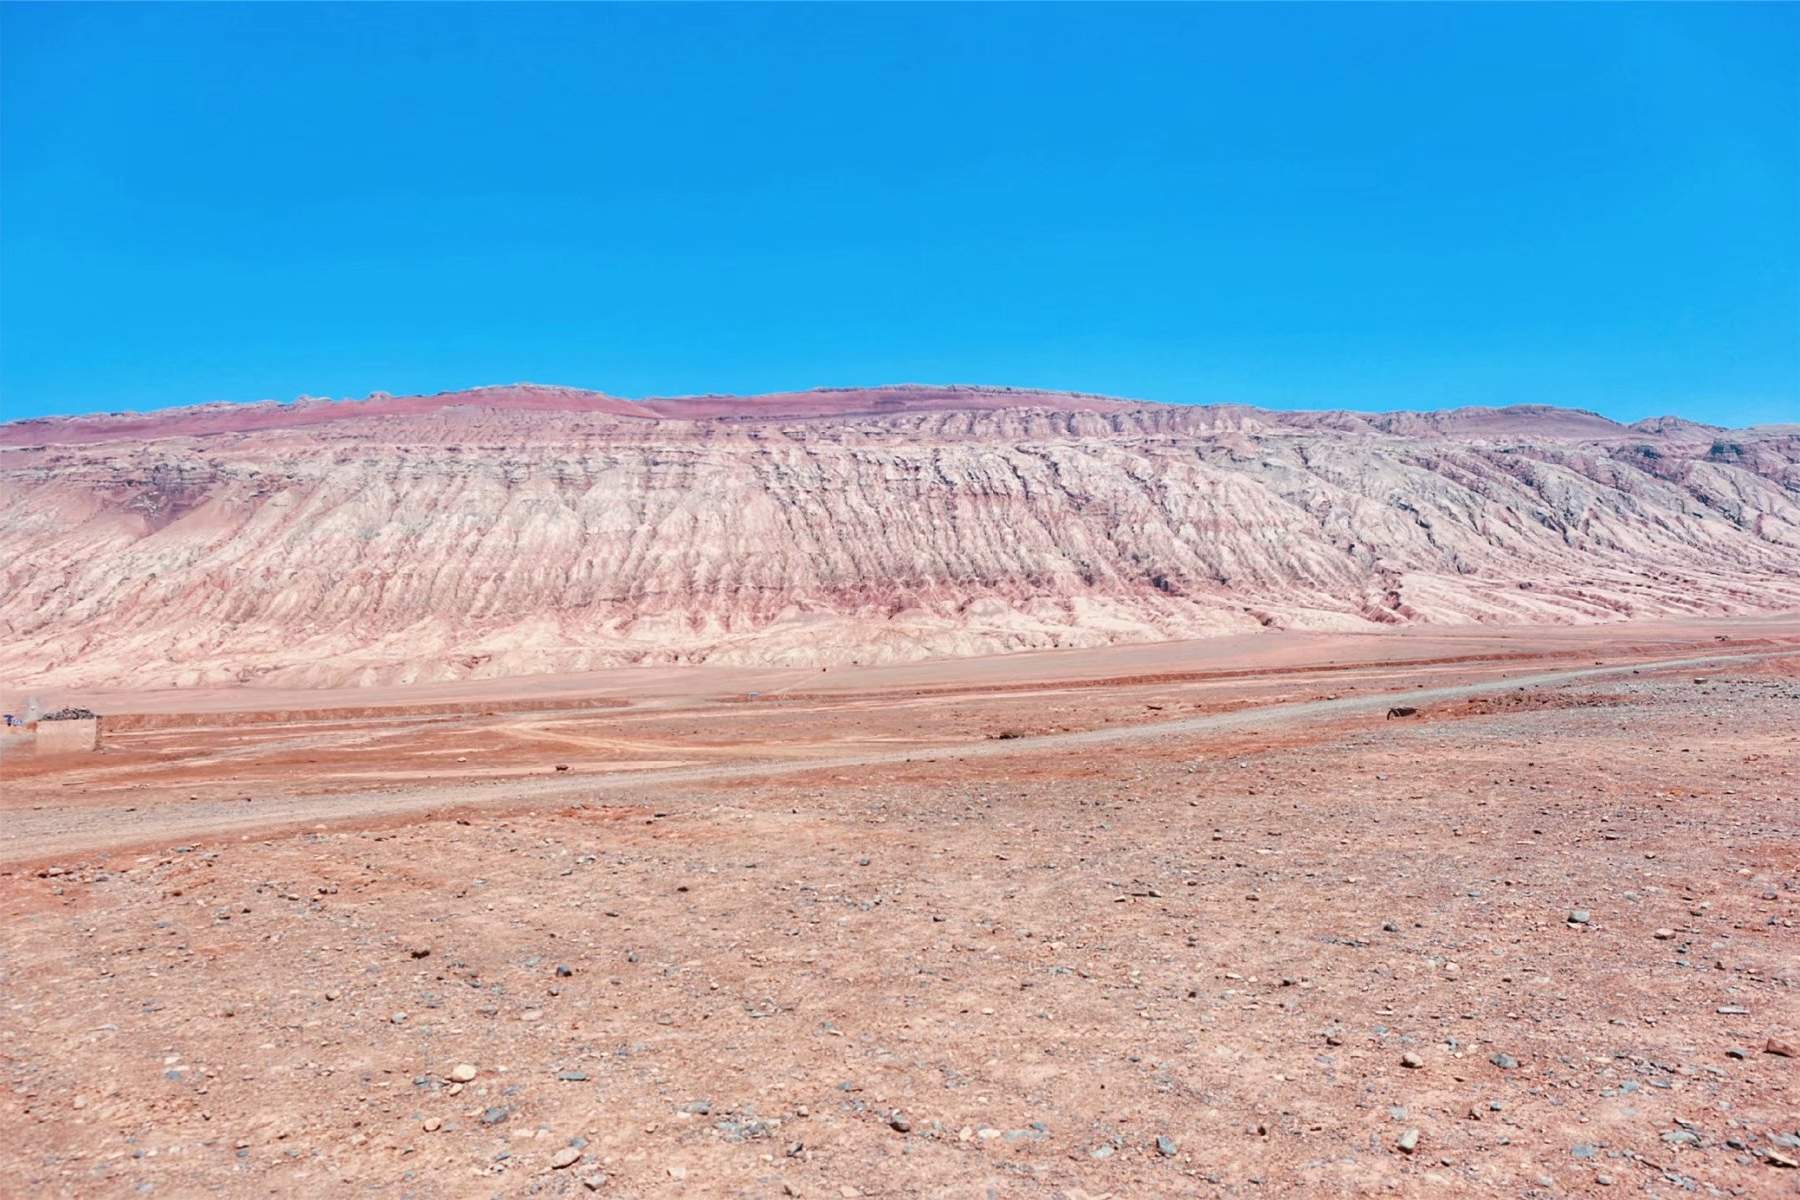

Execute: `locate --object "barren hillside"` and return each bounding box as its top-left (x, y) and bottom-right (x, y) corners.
top-left (3, 384), bottom-right (1797, 689)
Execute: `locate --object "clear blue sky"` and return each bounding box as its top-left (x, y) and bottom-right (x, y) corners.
top-left (2, 3), bottom-right (1796, 425)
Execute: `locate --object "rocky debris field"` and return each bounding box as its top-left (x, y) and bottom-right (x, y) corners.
top-left (2, 666), bottom-right (1796, 1198)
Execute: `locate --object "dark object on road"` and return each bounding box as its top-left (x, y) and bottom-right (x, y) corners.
top-left (1386, 706), bottom-right (1418, 720)
top-left (41, 707), bottom-right (99, 721)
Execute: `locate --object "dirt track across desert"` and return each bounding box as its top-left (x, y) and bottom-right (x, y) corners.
top-left (4, 620), bottom-right (1798, 1197)
top-left (1, 644), bottom-right (1791, 866)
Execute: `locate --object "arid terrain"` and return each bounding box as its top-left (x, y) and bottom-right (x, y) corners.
top-left (4, 618), bottom-right (1797, 1197)
top-left (4, 385), bottom-right (1798, 689)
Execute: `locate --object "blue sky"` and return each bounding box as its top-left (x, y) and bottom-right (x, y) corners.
top-left (2, 3), bottom-right (1795, 425)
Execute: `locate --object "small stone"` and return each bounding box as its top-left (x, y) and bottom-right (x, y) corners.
top-left (1766, 1038), bottom-right (1796, 1058)
top-left (390, 1011), bottom-right (408, 1024)
top-left (1567, 910), bottom-right (1591, 925)
top-left (668, 1166), bottom-right (688, 1181)
top-left (556, 964), bottom-right (573, 977)
top-left (1653, 928), bottom-right (1675, 940)
top-left (1489, 1052), bottom-right (1518, 1070)
top-left (889, 1115), bottom-right (911, 1133)
top-left (1156, 1135), bottom-right (1177, 1157)
top-left (1400, 1052), bottom-right (1424, 1069)
top-left (1089, 1144), bottom-right (1114, 1159)
top-left (1767, 1149), bottom-right (1798, 1169)
top-left (1595, 1174), bottom-right (1614, 1186)
top-left (408, 945), bottom-right (431, 959)
top-left (581, 1175), bottom-right (609, 1191)
top-left (481, 1106), bottom-right (510, 1126)
top-left (1726, 1047), bottom-right (1749, 1060)
top-left (1718, 1005), bottom-right (1750, 1015)
top-left (422, 1118), bottom-right (441, 1132)
top-left (551, 1146), bottom-right (582, 1169)
top-left (1661, 1128), bottom-right (1701, 1147)
top-left (450, 1063), bottom-right (478, 1083)
top-left (1396, 1129), bottom-right (1419, 1154)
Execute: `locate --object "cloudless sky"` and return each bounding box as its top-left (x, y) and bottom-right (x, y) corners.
top-left (2, 3), bottom-right (1796, 425)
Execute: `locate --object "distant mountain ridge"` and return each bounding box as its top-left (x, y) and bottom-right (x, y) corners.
top-left (2, 384), bottom-right (1795, 689)
top-left (0, 382), bottom-right (1761, 446)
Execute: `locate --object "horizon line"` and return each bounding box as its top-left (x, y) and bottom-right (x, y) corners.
top-left (4, 379), bottom-right (1783, 432)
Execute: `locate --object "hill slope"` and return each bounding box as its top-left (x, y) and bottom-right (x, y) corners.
top-left (4, 385), bottom-right (1797, 689)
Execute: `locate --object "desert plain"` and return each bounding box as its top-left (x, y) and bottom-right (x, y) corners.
top-left (3, 617), bottom-right (1797, 1198)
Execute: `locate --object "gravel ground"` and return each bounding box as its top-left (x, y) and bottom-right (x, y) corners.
top-left (2, 666), bottom-right (1796, 1198)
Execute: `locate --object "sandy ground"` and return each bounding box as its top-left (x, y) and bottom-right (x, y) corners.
top-left (10, 614), bottom-right (1800, 718)
top-left (2, 621), bottom-right (1797, 1197)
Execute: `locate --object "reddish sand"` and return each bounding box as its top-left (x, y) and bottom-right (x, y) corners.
top-left (9, 614), bottom-right (1796, 719)
top-left (2, 620), bottom-right (1797, 1196)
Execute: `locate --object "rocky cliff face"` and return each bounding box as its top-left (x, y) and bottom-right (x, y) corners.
top-left (4, 385), bottom-right (1797, 689)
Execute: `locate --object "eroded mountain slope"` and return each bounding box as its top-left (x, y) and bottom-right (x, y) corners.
top-left (3, 387), bottom-right (1796, 688)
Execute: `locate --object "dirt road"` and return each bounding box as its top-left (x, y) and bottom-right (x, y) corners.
top-left (5, 648), bottom-right (1780, 866)
top-left (6, 636), bottom-right (1797, 1198)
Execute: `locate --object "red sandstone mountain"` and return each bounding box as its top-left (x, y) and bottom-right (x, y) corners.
top-left (3, 384), bottom-right (1796, 689)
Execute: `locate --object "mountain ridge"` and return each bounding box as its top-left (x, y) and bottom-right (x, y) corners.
top-left (0, 382), bottom-right (1771, 447)
top-left (3, 385), bottom-right (1796, 690)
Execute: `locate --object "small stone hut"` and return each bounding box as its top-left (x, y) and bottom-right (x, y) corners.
top-left (37, 707), bottom-right (103, 753)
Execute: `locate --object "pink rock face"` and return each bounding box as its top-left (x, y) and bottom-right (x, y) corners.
top-left (2, 384), bottom-right (1797, 689)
